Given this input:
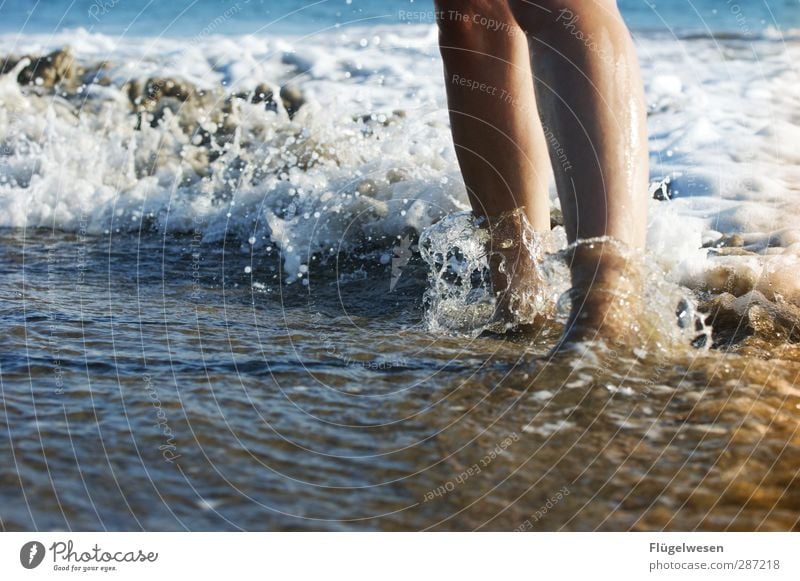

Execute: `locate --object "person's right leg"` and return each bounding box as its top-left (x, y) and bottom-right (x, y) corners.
top-left (508, 0), bottom-right (650, 342)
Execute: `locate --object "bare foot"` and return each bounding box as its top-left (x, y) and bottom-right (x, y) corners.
top-left (483, 210), bottom-right (551, 332)
top-left (555, 238), bottom-right (642, 349)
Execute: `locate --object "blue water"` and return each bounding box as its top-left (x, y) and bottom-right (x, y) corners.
top-left (3, 0), bottom-right (800, 535)
top-left (0, 0), bottom-right (797, 36)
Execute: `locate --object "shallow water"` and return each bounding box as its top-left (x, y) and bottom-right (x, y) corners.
top-left (1, 3), bottom-right (800, 531)
top-left (1, 229), bottom-right (798, 531)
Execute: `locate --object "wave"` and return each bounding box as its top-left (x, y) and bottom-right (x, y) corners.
top-left (1, 27), bottom-right (799, 345)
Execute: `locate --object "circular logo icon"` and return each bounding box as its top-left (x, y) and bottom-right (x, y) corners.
top-left (20, 541), bottom-right (46, 569)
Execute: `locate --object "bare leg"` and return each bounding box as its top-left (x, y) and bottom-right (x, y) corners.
top-left (508, 0), bottom-right (647, 246)
top-left (508, 0), bottom-right (649, 341)
top-left (435, 0), bottom-right (552, 309)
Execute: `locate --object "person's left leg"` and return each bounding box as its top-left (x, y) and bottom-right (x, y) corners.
top-left (435, 0), bottom-right (552, 309)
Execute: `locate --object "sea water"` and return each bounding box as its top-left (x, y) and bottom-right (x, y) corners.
top-left (0, 1), bottom-right (799, 530)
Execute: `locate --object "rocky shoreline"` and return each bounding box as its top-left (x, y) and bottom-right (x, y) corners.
top-left (0, 46), bottom-right (307, 129)
top-left (1, 47), bottom-right (302, 109)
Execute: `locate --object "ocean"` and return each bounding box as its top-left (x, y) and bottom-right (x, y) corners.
top-left (0, 0), bottom-right (799, 531)
top-left (1, 0), bottom-right (800, 36)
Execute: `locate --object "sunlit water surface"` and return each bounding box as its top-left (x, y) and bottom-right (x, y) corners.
top-left (1, 231), bottom-right (798, 531)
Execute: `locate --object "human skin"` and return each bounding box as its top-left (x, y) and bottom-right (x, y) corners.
top-left (435, 0), bottom-right (648, 342)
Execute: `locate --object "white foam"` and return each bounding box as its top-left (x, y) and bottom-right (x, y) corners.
top-left (0, 27), bottom-right (798, 304)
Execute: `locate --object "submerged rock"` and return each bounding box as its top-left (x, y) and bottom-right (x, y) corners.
top-left (81, 60), bottom-right (113, 87)
top-left (145, 77), bottom-right (193, 103)
top-left (251, 82), bottom-right (278, 111)
top-left (0, 55), bottom-right (21, 76)
top-left (354, 110), bottom-right (406, 127)
top-left (701, 290), bottom-right (800, 345)
top-left (125, 76), bottom-right (227, 131)
top-left (2, 48), bottom-right (78, 89)
top-left (356, 179), bottom-right (378, 196)
top-left (128, 77), bottom-right (197, 111)
top-left (280, 84), bottom-right (305, 118)
top-left (386, 168), bottom-right (408, 184)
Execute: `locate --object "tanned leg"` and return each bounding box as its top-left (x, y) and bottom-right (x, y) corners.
top-left (435, 0), bottom-right (552, 312)
top-left (508, 0), bottom-right (649, 342)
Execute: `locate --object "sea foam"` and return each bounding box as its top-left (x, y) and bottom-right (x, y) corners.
top-left (1, 26), bottom-right (799, 335)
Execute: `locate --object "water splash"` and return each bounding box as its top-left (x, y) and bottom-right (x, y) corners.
top-left (419, 209), bottom-right (711, 353)
top-left (418, 210), bottom-right (569, 337)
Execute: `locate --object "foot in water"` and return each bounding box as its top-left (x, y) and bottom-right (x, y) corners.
top-left (554, 238), bottom-right (643, 350)
top-left (485, 227), bottom-right (645, 349)
top-left (436, 0), bottom-right (650, 346)
top-left (483, 210), bottom-right (554, 336)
